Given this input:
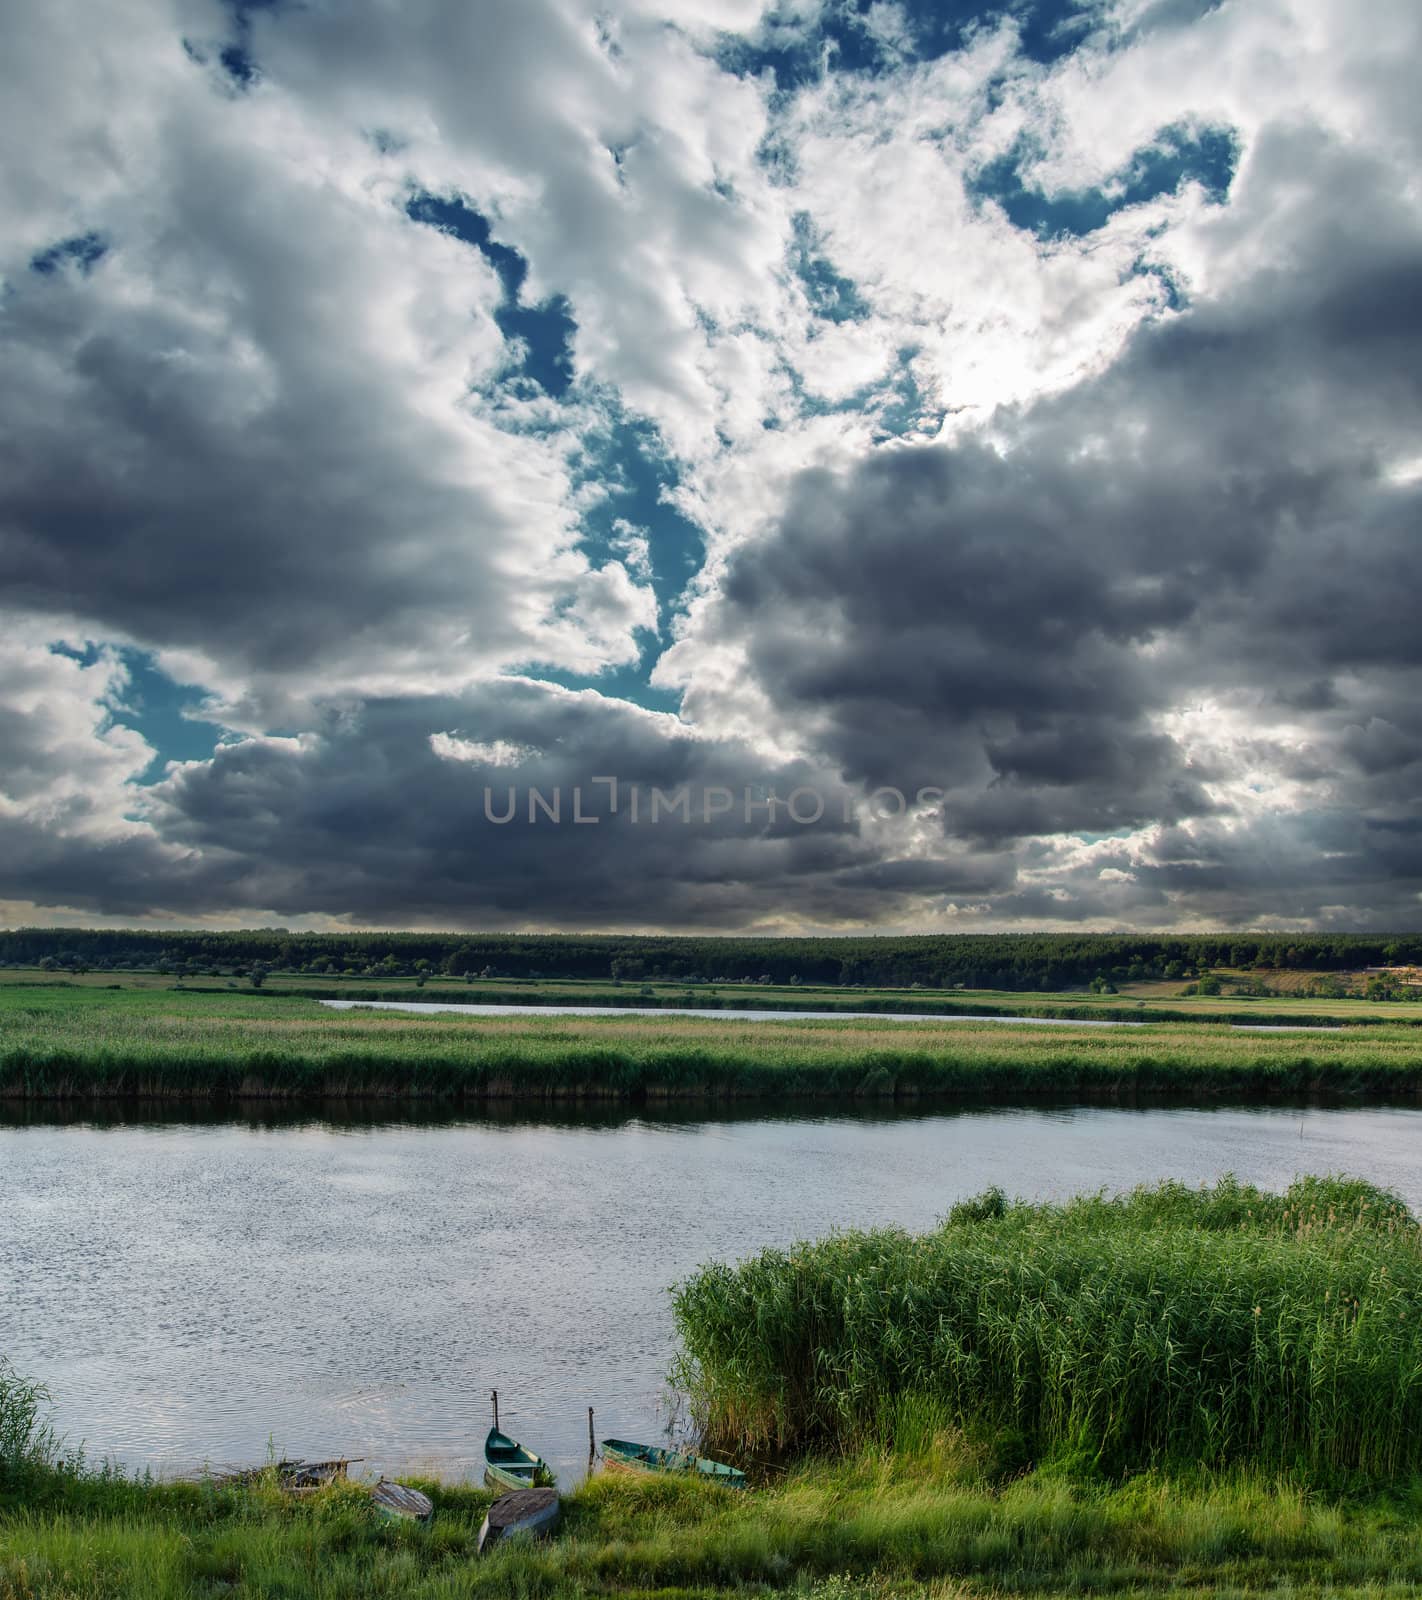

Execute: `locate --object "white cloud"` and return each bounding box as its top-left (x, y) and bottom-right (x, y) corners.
top-left (0, 622), bottom-right (153, 836)
top-left (608, 520), bottom-right (655, 580)
top-left (429, 734), bottom-right (535, 767)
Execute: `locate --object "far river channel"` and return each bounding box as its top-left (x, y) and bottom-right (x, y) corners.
top-left (4, 1103), bottom-right (1422, 1485)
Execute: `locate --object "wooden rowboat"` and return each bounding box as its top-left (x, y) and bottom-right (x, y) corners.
top-left (199, 1458), bottom-right (357, 1493)
top-left (477, 1486), bottom-right (560, 1554)
top-left (484, 1425), bottom-right (554, 1491)
top-left (600, 1438), bottom-right (746, 1488)
top-left (370, 1479), bottom-right (434, 1522)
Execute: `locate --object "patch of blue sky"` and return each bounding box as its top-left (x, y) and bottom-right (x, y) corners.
top-left (715, 0), bottom-right (1097, 91)
top-left (537, 411), bottom-right (701, 713)
top-left (791, 212), bottom-right (872, 324)
top-left (716, 4), bottom-right (887, 89)
top-left (784, 345), bottom-right (944, 441)
top-left (870, 354), bottom-right (946, 441)
top-left (49, 643), bottom-right (229, 781)
top-left (406, 194), bottom-right (698, 712)
top-left (570, 412), bottom-right (704, 622)
top-left (1124, 254), bottom-right (1188, 311)
top-left (179, 0), bottom-right (282, 86)
top-left (968, 121), bottom-right (1239, 240)
top-left (407, 193), bottom-right (576, 399)
top-left (215, 0), bottom-right (283, 86)
top-left (30, 232), bottom-right (108, 277)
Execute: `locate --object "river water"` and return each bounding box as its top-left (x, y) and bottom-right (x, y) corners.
top-left (321, 998), bottom-right (1143, 1026)
top-left (4, 1103), bottom-right (1420, 1484)
top-left (319, 997), bottom-right (1336, 1030)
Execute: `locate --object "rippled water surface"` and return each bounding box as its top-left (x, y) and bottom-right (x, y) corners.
top-left (4, 1103), bottom-right (1421, 1483)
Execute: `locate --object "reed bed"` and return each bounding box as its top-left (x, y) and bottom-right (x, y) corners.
top-left (672, 1176), bottom-right (1422, 1482)
top-left (3, 987), bottom-right (1422, 1103)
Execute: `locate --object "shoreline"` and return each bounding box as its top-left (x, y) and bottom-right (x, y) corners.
top-left (2, 1078), bottom-right (1416, 1105)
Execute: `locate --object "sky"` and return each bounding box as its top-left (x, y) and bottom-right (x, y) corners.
top-left (1, 0), bottom-right (1420, 935)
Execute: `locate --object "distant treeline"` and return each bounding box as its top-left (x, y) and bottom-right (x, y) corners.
top-left (3, 929), bottom-right (1421, 990)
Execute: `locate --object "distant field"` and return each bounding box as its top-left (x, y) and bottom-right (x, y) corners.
top-left (4, 965), bottom-right (1421, 1025)
top-left (3, 983), bottom-right (1422, 1102)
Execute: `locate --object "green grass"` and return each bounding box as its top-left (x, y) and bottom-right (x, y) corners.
top-left (672, 1178), bottom-right (1422, 1483)
top-left (3, 985), bottom-right (1422, 1103)
top-left (7, 1420), bottom-right (1422, 1597)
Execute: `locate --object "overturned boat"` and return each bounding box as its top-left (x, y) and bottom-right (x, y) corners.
top-left (478, 1486), bottom-right (561, 1553)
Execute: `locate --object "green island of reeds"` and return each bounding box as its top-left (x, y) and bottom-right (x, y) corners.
top-left (672, 1175), bottom-right (1422, 1482)
top-left (6, 1178), bottom-right (1422, 1598)
top-left (4, 984), bottom-right (1422, 1105)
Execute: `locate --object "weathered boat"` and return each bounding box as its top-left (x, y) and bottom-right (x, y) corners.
top-left (370, 1479), bottom-right (434, 1522)
top-left (484, 1426), bottom-right (554, 1491)
top-left (279, 1460), bottom-right (352, 1495)
top-left (200, 1458), bottom-right (357, 1494)
top-left (477, 1486), bottom-right (561, 1554)
top-left (600, 1438), bottom-right (746, 1488)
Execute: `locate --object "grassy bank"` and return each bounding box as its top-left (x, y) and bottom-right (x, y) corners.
top-left (4, 986), bottom-right (1422, 1104)
top-left (9, 1393), bottom-right (1422, 1598)
top-left (10, 1447), bottom-right (1422, 1598)
top-left (673, 1178), bottom-right (1422, 1482)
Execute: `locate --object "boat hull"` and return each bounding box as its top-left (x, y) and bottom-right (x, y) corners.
top-left (477, 1487), bottom-right (561, 1554)
top-left (370, 1480), bottom-right (434, 1522)
top-left (484, 1462), bottom-right (538, 1493)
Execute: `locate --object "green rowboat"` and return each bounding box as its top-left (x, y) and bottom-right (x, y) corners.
top-left (600, 1438), bottom-right (746, 1488)
top-left (484, 1426), bottom-right (554, 1491)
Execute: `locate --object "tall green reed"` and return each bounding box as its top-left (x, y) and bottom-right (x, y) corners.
top-left (672, 1177), bottom-right (1422, 1483)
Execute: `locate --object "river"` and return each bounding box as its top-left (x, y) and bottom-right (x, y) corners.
top-left (320, 997), bottom-right (1143, 1025)
top-left (318, 997), bottom-right (1334, 1030)
top-left (3, 1102), bottom-right (1419, 1484)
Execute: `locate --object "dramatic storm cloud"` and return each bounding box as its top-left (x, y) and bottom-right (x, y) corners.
top-left (1, 0), bottom-right (1419, 930)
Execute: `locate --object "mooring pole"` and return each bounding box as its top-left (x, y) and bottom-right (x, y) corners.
top-left (491, 1389), bottom-right (499, 1432)
top-left (588, 1407), bottom-right (595, 1466)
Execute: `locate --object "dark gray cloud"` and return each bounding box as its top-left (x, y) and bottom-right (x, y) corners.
top-left (1, 278), bottom-right (514, 669)
top-left (120, 681), bottom-right (1015, 928)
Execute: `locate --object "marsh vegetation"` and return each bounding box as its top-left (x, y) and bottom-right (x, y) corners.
top-left (674, 1177), bottom-right (1422, 1481)
top-left (4, 985), bottom-right (1422, 1103)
